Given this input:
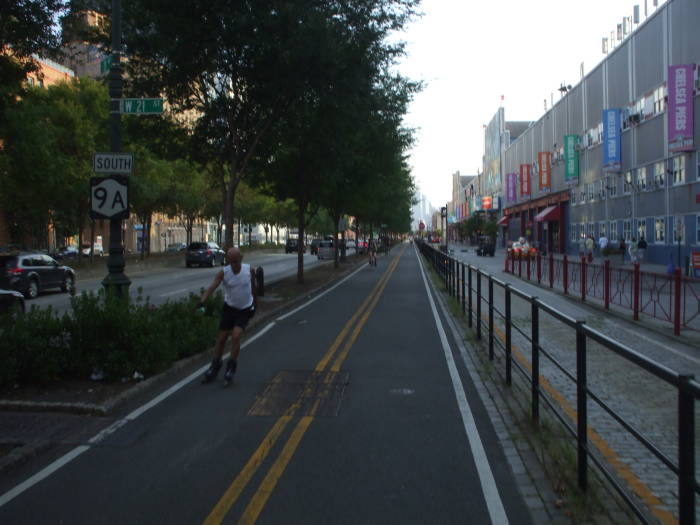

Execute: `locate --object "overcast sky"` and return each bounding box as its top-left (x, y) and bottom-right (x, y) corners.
top-left (395, 0), bottom-right (667, 208)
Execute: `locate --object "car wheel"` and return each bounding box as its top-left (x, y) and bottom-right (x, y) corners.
top-left (61, 274), bottom-right (75, 293)
top-left (26, 279), bottom-right (39, 299)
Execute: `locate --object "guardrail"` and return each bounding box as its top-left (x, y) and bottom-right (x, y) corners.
top-left (420, 241), bottom-right (698, 525)
top-left (505, 251), bottom-right (700, 335)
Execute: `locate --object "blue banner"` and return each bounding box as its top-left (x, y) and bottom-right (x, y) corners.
top-left (602, 109), bottom-right (621, 171)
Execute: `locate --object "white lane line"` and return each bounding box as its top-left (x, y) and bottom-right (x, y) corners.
top-left (276, 263), bottom-right (367, 321)
top-left (416, 246), bottom-right (510, 525)
top-left (0, 321), bottom-right (277, 509)
top-left (0, 446), bottom-right (90, 508)
top-left (159, 288), bottom-right (189, 298)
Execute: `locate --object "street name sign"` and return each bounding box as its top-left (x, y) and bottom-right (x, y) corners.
top-left (100, 55), bottom-right (112, 75)
top-left (118, 98), bottom-right (163, 115)
top-left (90, 176), bottom-right (129, 220)
top-left (93, 152), bottom-right (134, 174)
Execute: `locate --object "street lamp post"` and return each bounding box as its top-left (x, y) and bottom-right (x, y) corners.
top-left (102, 0), bottom-right (130, 296)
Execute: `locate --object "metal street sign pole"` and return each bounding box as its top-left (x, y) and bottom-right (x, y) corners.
top-left (103, 0), bottom-right (130, 297)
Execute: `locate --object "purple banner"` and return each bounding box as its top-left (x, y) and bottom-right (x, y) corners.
top-left (668, 64), bottom-right (695, 152)
top-left (506, 173), bottom-right (517, 202)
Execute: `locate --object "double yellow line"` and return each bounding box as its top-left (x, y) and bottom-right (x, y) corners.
top-left (203, 245), bottom-right (407, 525)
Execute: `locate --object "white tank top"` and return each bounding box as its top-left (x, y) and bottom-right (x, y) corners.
top-left (222, 263), bottom-right (254, 309)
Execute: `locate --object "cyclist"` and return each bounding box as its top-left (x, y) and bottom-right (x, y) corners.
top-left (368, 238), bottom-right (377, 266)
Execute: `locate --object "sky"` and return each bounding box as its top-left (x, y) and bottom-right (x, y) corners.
top-left (394, 0), bottom-right (667, 209)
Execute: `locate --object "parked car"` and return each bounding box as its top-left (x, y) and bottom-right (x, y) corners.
top-left (185, 242), bottom-right (225, 267)
top-left (0, 288), bottom-right (25, 319)
top-left (356, 240), bottom-right (368, 255)
top-left (0, 252), bottom-right (76, 299)
top-left (475, 236), bottom-right (495, 257)
top-left (310, 239), bottom-right (322, 255)
top-left (317, 240), bottom-right (335, 260)
top-left (285, 238), bottom-right (305, 254)
top-left (82, 243), bottom-right (104, 257)
top-left (54, 246), bottom-right (80, 261)
top-left (166, 242), bottom-right (187, 253)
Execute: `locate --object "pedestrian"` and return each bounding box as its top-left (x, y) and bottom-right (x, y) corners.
top-left (637, 236), bottom-right (647, 264)
top-left (598, 233), bottom-right (609, 257)
top-left (585, 235), bottom-right (594, 262)
top-left (628, 237), bottom-right (638, 264)
top-left (619, 237), bottom-right (626, 264)
top-left (197, 247), bottom-right (258, 385)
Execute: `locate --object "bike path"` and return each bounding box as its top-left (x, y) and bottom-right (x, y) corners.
top-left (0, 244), bottom-right (532, 524)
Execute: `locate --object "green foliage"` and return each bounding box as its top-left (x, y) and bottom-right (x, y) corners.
top-left (0, 291), bottom-right (222, 388)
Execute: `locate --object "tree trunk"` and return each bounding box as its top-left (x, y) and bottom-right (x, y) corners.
top-left (248, 224), bottom-right (252, 246)
top-left (223, 177), bottom-right (240, 249)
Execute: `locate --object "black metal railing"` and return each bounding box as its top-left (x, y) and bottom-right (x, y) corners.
top-left (418, 241), bottom-right (698, 525)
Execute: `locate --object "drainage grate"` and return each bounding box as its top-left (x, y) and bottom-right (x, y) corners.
top-left (248, 370), bottom-right (350, 417)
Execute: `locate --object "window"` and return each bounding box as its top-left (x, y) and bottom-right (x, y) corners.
top-left (672, 156), bottom-right (685, 185)
top-left (672, 217), bottom-right (685, 243)
top-left (623, 172), bottom-right (632, 194)
top-left (570, 225), bottom-right (577, 243)
top-left (606, 176), bottom-right (617, 198)
top-left (600, 222), bottom-right (607, 237)
top-left (623, 220), bottom-right (631, 241)
top-left (598, 180), bottom-right (606, 200)
top-left (655, 217), bottom-right (665, 243)
top-left (587, 183), bottom-right (594, 201)
top-left (636, 167), bottom-right (647, 191)
top-left (570, 188), bottom-right (577, 205)
top-left (587, 223), bottom-right (596, 238)
top-left (610, 221), bottom-right (618, 242)
top-left (652, 162), bottom-right (665, 189)
top-left (653, 86), bottom-right (666, 114)
top-left (637, 218), bottom-right (647, 241)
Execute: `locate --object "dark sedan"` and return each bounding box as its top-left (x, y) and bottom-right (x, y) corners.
top-left (0, 288), bottom-right (25, 319)
top-left (0, 252), bottom-right (76, 299)
top-left (185, 242), bottom-right (225, 267)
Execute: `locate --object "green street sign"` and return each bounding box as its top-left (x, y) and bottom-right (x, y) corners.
top-left (118, 98), bottom-right (164, 115)
top-left (100, 55), bottom-right (112, 74)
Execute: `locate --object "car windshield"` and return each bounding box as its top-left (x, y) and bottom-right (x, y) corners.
top-left (188, 242), bottom-right (207, 250)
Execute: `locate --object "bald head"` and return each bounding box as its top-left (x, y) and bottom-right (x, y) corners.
top-left (226, 247), bottom-right (242, 266)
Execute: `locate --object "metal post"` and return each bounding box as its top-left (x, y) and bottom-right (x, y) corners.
top-left (461, 263), bottom-right (466, 315)
top-left (468, 266), bottom-right (473, 328)
top-left (549, 252), bottom-right (554, 288)
top-left (102, 0), bottom-right (130, 296)
top-left (505, 285), bottom-right (512, 385)
top-left (674, 267), bottom-right (681, 336)
top-left (531, 299), bottom-right (539, 424)
top-left (604, 259), bottom-right (610, 309)
top-left (476, 270), bottom-right (482, 340)
top-left (678, 374), bottom-right (695, 525)
top-left (537, 252), bottom-right (542, 283)
top-left (581, 256), bottom-right (587, 302)
top-left (526, 255), bottom-right (531, 280)
top-left (563, 255), bottom-right (569, 295)
top-left (488, 277), bottom-right (494, 360)
top-left (633, 262), bottom-right (640, 321)
top-left (518, 252), bottom-right (522, 277)
top-left (576, 320), bottom-right (588, 491)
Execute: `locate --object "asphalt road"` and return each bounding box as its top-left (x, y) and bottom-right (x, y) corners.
top-left (0, 243), bottom-right (532, 524)
top-left (30, 252), bottom-right (330, 315)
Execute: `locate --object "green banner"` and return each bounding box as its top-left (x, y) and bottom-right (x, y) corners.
top-left (564, 134), bottom-right (579, 181)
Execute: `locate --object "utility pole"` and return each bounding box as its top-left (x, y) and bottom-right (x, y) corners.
top-left (102, 0), bottom-right (131, 296)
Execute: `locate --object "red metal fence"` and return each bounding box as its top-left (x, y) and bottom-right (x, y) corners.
top-left (505, 252), bottom-right (700, 335)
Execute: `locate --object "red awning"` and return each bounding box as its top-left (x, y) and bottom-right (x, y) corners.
top-left (534, 205), bottom-right (560, 222)
top-left (497, 215), bottom-right (509, 226)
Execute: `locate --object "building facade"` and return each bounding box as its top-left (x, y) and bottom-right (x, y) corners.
top-left (497, 0), bottom-right (699, 265)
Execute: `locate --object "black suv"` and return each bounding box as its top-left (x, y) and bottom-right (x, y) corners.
top-left (285, 239), bottom-right (305, 254)
top-left (185, 242), bottom-right (225, 267)
top-left (0, 252), bottom-right (76, 299)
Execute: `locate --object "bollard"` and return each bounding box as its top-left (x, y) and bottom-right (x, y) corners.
top-left (256, 266), bottom-right (264, 297)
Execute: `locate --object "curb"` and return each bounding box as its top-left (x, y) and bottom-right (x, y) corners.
top-left (0, 258), bottom-right (367, 416)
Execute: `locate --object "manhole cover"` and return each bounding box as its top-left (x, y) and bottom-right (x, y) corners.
top-left (248, 370), bottom-right (350, 417)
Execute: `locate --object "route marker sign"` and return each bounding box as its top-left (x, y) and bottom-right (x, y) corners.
top-left (90, 176), bottom-right (129, 220)
top-left (118, 98), bottom-right (163, 115)
top-left (93, 152), bottom-right (133, 174)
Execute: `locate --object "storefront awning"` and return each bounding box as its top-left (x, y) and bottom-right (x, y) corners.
top-left (534, 205), bottom-right (560, 222)
top-left (497, 215), bottom-right (509, 226)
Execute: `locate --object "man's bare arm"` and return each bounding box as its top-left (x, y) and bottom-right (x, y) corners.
top-left (199, 270), bottom-right (224, 304)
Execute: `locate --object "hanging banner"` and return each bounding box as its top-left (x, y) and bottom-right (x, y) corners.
top-left (602, 109), bottom-right (621, 171)
top-left (510, 172), bottom-right (518, 202)
top-left (668, 64), bottom-right (695, 152)
top-left (519, 164), bottom-right (531, 197)
top-left (482, 196), bottom-right (493, 210)
top-left (564, 135), bottom-right (579, 181)
top-left (538, 152), bottom-right (552, 190)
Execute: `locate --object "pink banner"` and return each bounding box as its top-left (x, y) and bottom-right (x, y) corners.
top-left (668, 64), bottom-right (695, 152)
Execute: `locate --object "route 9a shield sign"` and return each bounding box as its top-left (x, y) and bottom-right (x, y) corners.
top-left (90, 176), bottom-right (129, 220)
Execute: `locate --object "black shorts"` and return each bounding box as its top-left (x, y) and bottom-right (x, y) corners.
top-left (219, 303), bottom-right (254, 331)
